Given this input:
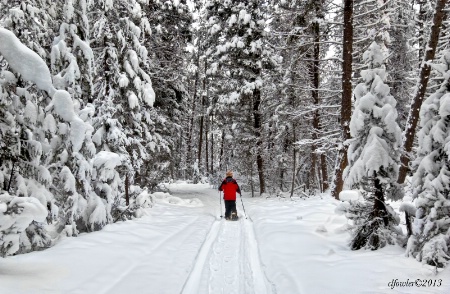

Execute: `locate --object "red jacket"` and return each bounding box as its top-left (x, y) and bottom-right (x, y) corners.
top-left (219, 176), bottom-right (241, 200)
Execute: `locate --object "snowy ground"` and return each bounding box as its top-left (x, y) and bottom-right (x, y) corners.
top-left (1, 182), bottom-right (449, 294)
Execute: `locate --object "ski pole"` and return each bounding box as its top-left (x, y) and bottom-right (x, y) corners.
top-left (239, 193), bottom-right (247, 219)
top-left (219, 191), bottom-right (223, 218)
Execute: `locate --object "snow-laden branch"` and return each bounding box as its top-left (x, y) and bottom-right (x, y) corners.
top-left (0, 28), bottom-right (56, 96)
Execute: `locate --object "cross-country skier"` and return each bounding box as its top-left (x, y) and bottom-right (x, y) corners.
top-left (218, 171), bottom-right (241, 220)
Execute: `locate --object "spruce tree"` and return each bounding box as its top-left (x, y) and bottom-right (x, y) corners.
top-left (406, 51), bottom-right (450, 268)
top-left (204, 0), bottom-right (276, 194)
top-left (344, 42), bottom-right (403, 250)
top-left (0, 27), bottom-right (53, 254)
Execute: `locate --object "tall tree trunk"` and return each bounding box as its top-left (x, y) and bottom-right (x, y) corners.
top-left (373, 172), bottom-right (388, 227)
top-left (321, 153), bottom-right (329, 191)
top-left (331, 0), bottom-right (353, 199)
top-left (210, 115), bottom-right (214, 172)
top-left (398, 0), bottom-right (447, 184)
top-left (205, 117), bottom-right (209, 174)
top-left (418, 1), bottom-right (427, 62)
top-left (250, 160), bottom-right (255, 198)
top-left (290, 127), bottom-right (297, 198)
top-left (280, 136), bottom-right (289, 191)
top-left (187, 59), bottom-right (199, 173)
top-left (197, 110), bottom-right (204, 167)
top-left (311, 0), bottom-right (323, 192)
top-left (253, 87), bottom-right (265, 194)
top-left (125, 173), bottom-right (129, 206)
top-left (219, 129), bottom-right (225, 171)
top-left (197, 61), bottom-right (208, 170)
top-left (311, 66), bottom-right (319, 191)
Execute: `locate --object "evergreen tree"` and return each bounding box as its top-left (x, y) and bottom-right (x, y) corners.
top-left (51, 0), bottom-right (95, 103)
top-left (45, 89), bottom-right (99, 235)
top-left (204, 0), bottom-right (277, 194)
top-left (0, 27), bottom-right (54, 254)
top-left (406, 51), bottom-right (450, 268)
top-left (398, 0), bottom-right (447, 184)
top-left (91, 0), bottom-right (170, 210)
top-left (388, 1), bottom-right (416, 130)
top-left (344, 42), bottom-right (403, 250)
top-left (141, 0), bottom-right (191, 182)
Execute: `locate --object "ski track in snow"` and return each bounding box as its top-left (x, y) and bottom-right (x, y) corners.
top-left (2, 183), bottom-right (450, 294)
top-left (95, 216), bottom-right (201, 294)
top-left (182, 217), bottom-right (272, 294)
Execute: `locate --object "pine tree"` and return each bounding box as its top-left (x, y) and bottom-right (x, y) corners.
top-left (398, 0), bottom-right (447, 184)
top-left (51, 0), bottom-right (95, 103)
top-left (45, 89), bottom-right (100, 235)
top-left (344, 42), bottom-right (403, 250)
top-left (0, 27), bottom-right (54, 254)
top-left (141, 0), bottom-right (191, 183)
top-left (91, 0), bottom-right (169, 214)
top-left (406, 51), bottom-right (450, 268)
top-left (388, 1), bottom-right (416, 130)
top-left (204, 0), bottom-right (277, 194)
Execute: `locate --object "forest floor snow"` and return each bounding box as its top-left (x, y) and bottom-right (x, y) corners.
top-left (0, 182), bottom-right (449, 294)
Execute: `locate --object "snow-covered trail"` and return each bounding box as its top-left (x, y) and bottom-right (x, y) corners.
top-left (181, 217), bottom-right (272, 294)
top-left (0, 182), bottom-right (271, 294)
top-left (1, 182), bottom-right (449, 294)
top-left (171, 183), bottom-right (272, 294)
top-left (0, 183), bottom-right (219, 294)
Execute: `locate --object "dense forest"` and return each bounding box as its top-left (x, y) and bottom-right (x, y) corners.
top-left (0, 0), bottom-right (449, 269)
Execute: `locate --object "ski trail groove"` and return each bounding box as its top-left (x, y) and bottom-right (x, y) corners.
top-left (182, 218), bottom-right (272, 294)
top-left (96, 216), bottom-right (200, 294)
top-left (181, 220), bottom-right (222, 293)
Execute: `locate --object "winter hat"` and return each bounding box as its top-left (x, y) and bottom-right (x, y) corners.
top-left (226, 170), bottom-right (233, 177)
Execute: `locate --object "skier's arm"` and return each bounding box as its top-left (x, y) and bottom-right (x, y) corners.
top-left (218, 180), bottom-right (225, 191)
top-left (235, 181), bottom-right (241, 194)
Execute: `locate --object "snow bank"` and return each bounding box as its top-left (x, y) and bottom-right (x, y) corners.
top-left (246, 195), bottom-right (450, 294)
top-left (152, 192), bottom-right (203, 207)
top-left (0, 28), bottom-right (55, 95)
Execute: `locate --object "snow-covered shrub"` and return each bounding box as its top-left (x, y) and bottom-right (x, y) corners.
top-left (0, 193), bottom-right (50, 257)
top-left (112, 185), bottom-right (154, 222)
top-left (344, 42), bottom-right (403, 250)
top-left (406, 51), bottom-right (450, 268)
top-left (342, 198), bottom-right (401, 250)
top-left (89, 151), bottom-right (123, 230)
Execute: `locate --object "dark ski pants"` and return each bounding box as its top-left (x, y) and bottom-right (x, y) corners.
top-left (224, 200), bottom-right (237, 218)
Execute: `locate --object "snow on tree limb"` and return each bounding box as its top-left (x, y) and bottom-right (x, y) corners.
top-left (0, 27), bottom-right (56, 95)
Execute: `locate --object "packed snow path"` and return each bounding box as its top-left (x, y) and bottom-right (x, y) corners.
top-left (182, 218), bottom-right (271, 294)
top-left (1, 182), bottom-right (449, 294)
